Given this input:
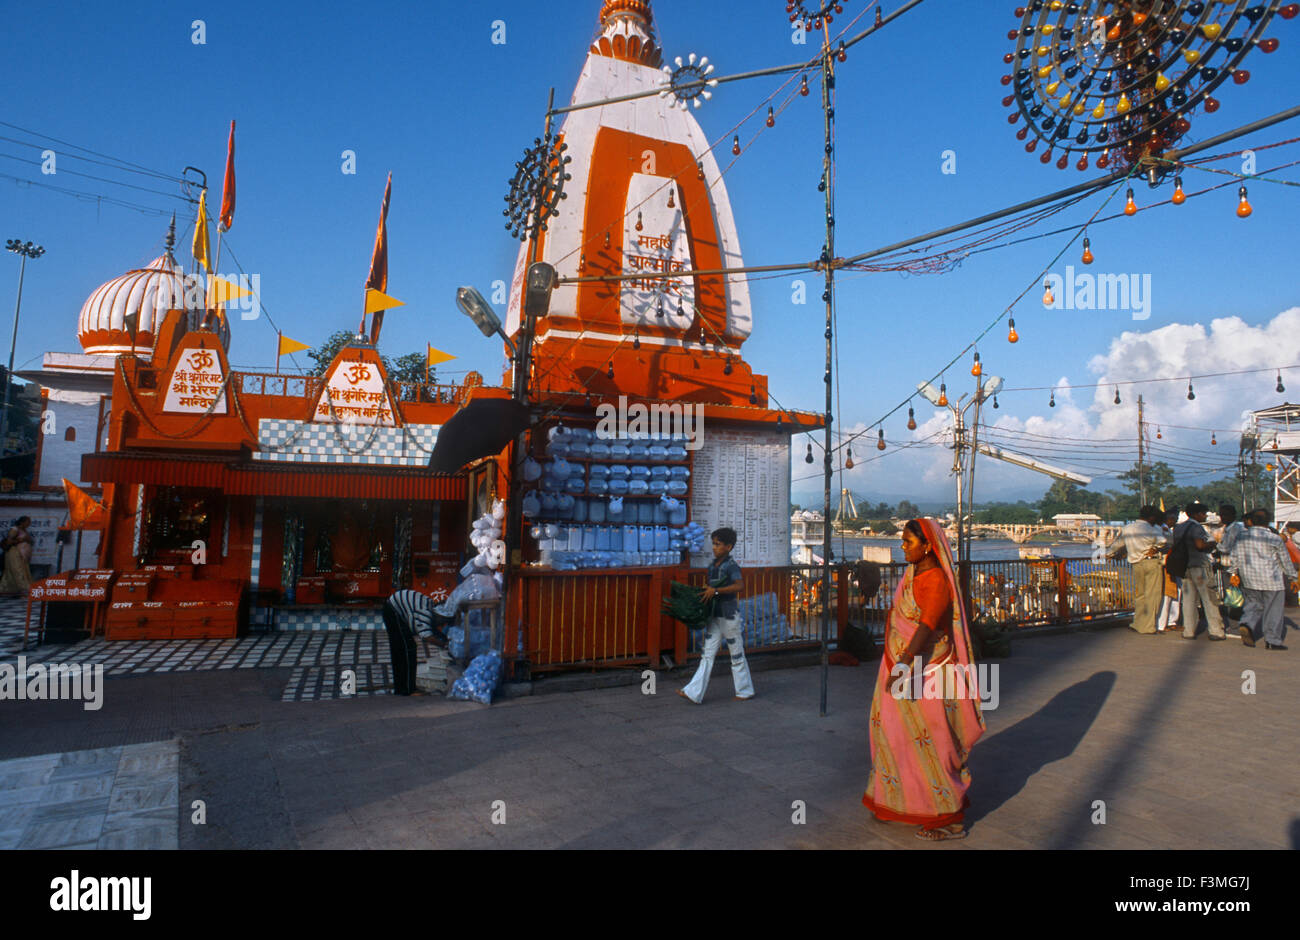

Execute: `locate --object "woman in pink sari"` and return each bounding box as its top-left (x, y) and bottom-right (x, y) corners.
top-left (863, 518), bottom-right (985, 840)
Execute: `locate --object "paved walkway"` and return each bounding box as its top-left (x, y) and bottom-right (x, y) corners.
top-left (1, 602), bottom-right (1296, 849)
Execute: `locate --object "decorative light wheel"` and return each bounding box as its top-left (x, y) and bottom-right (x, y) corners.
top-left (788, 1), bottom-right (847, 31)
top-left (1002, 1), bottom-right (1297, 179)
top-left (658, 53), bottom-right (718, 110)
top-left (503, 131), bottom-right (572, 243)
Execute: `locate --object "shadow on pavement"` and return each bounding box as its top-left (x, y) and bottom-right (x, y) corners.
top-left (965, 671), bottom-right (1117, 827)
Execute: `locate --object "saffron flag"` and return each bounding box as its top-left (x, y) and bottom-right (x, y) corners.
top-left (206, 275), bottom-right (253, 307)
top-left (61, 479), bottom-right (107, 530)
top-left (366, 172), bottom-right (392, 343)
top-left (426, 345), bottom-right (456, 366)
top-left (364, 288), bottom-right (404, 314)
top-left (278, 334), bottom-right (310, 356)
top-left (219, 120), bottom-right (236, 231)
top-left (193, 190), bottom-right (212, 272)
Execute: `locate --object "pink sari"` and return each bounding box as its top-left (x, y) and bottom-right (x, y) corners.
top-left (862, 518), bottom-right (985, 827)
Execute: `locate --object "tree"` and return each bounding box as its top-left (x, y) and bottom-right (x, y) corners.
top-left (1117, 461), bottom-right (1176, 505)
top-left (896, 499), bottom-right (921, 520)
top-left (307, 331), bottom-right (435, 385)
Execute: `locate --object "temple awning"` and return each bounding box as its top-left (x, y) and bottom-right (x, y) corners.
top-left (82, 452), bottom-right (465, 500)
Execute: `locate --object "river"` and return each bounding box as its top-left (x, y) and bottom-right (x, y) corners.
top-left (810, 536), bottom-right (1099, 564)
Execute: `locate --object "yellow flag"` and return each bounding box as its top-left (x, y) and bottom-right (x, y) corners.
top-left (364, 288), bottom-right (405, 314)
top-left (1159, 497), bottom-right (1165, 513)
top-left (278, 334), bottom-right (310, 356)
top-left (193, 190), bottom-right (211, 272)
top-left (426, 344), bottom-right (456, 366)
top-left (206, 275), bottom-right (253, 306)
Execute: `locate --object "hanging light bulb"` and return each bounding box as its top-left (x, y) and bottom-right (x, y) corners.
top-left (1237, 184), bottom-right (1253, 218)
top-left (907, 406), bottom-right (917, 431)
top-left (1043, 281), bottom-right (1055, 306)
top-left (1266, 462), bottom-right (1276, 472)
top-left (724, 355), bottom-right (733, 376)
top-left (801, 74), bottom-right (810, 96)
top-left (1124, 188), bottom-right (1137, 215)
top-left (971, 351), bottom-right (982, 377)
top-left (633, 332), bottom-right (640, 350)
top-left (667, 188), bottom-right (675, 209)
top-left (1211, 432), bottom-right (1217, 445)
top-left (1172, 175), bottom-right (1186, 205)
top-left (877, 428), bottom-right (886, 451)
top-left (604, 231), bottom-right (611, 249)
top-left (993, 395), bottom-right (1000, 409)
top-left (750, 384), bottom-right (758, 405)
top-left (657, 298), bottom-right (665, 318)
top-left (1157, 426), bottom-right (1163, 439)
top-left (837, 41), bottom-right (847, 63)
top-left (697, 161), bottom-right (705, 180)
top-left (1049, 390), bottom-right (1056, 408)
top-left (805, 442), bottom-right (814, 464)
top-left (607, 361), bottom-right (615, 380)
top-left (732, 136), bottom-right (741, 156)
top-left (1277, 372), bottom-right (1285, 393)
top-left (1081, 236), bottom-right (1094, 265)
top-left (1187, 380), bottom-right (1196, 401)
top-left (845, 447), bottom-right (855, 470)
top-left (1114, 386), bottom-right (1121, 405)
top-left (635, 211), bottom-right (644, 232)
top-left (776, 413), bottom-right (783, 429)
top-left (938, 383), bottom-right (948, 408)
top-left (1008, 317), bottom-right (1019, 344)
top-left (766, 107), bottom-right (775, 128)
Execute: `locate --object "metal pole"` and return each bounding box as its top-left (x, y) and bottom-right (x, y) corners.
top-left (818, 30), bottom-right (836, 719)
top-left (1137, 394), bottom-right (1146, 506)
top-left (966, 385), bottom-right (984, 565)
top-left (2, 251), bottom-right (27, 458)
top-left (953, 403), bottom-right (965, 563)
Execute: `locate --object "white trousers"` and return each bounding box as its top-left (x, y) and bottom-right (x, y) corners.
top-left (681, 615), bottom-right (755, 702)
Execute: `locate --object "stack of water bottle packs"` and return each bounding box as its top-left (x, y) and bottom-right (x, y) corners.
top-left (521, 424), bottom-right (704, 568)
top-left (736, 592), bottom-right (791, 647)
top-left (448, 649), bottom-right (504, 705)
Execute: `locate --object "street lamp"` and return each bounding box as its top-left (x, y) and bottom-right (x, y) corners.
top-left (4, 239), bottom-right (45, 459)
top-left (916, 371), bottom-right (1003, 564)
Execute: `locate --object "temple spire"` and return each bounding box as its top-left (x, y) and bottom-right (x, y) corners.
top-left (164, 213), bottom-right (176, 259)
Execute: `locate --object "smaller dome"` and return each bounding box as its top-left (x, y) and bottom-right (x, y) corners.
top-left (77, 239), bottom-right (230, 358)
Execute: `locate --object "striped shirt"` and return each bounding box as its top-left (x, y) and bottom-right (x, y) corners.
top-left (1226, 527), bottom-right (1297, 592)
top-left (385, 589), bottom-right (437, 636)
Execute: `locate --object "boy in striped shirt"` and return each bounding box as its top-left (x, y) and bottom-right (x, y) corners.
top-left (383, 589), bottom-right (450, 695)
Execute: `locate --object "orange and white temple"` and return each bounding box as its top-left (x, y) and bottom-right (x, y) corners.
top-left (28, 0), bottom-right (826, 677)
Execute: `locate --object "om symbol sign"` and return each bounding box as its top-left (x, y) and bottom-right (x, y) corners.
top-left (345, 364), bottom-right (372, 385)
top-left (188, 350), bottom-right (215, 370)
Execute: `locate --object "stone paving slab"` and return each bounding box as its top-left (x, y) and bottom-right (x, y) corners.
top-left (0, 740), bottom-right (179, 850)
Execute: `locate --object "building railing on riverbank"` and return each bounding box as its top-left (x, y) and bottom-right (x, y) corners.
top-left (506, 558), bottom-right (1135, 675)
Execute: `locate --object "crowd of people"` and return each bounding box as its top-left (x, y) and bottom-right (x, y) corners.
top-left (1111, 502), bottom-right (1299, 649)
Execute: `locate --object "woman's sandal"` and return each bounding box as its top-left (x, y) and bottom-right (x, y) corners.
top-left (915, 824), bottom-right (967, 841)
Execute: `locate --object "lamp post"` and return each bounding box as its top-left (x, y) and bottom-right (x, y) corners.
top-left (916, 372), bottom-right (1002, 565)
top-left (3, 239), bottom-right (45, 459)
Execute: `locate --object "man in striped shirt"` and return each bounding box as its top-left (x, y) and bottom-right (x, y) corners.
top-left (383, 589), bottom-right (449, 695)
top-left (1223, 509), bottom-right (1298, 650)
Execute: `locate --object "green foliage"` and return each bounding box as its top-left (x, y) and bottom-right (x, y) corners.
top-left (307, 331), bottom-right (434, 385)
top-left (972, 501), bottom-right (1040, 524)
top-left (870, 519), bottom-right (898, 536)
top-left (896, 499), bottom-right (921, 520)
top-left (660, 581), bottom-right (714, 632)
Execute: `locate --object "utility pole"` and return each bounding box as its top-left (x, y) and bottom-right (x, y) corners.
top-left (817, 25), bottom-right (837, 720)
top-left (3, 239), bottom-right (45, 458)
top-left (1137, 394), bottom-right (1146, 507)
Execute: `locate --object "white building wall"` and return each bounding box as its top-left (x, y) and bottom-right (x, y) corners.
top-left (38, 395), bottom-right (103, 489)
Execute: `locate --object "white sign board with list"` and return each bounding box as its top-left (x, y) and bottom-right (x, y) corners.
top-left (689, 426), bottom-right (790, 568)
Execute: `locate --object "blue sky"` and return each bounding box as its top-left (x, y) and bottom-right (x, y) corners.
top-left (3, 0), bottom-right (1298, 506)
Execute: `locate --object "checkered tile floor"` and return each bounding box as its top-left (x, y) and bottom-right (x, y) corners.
top-left (0, 597), bottom-right (436, 702)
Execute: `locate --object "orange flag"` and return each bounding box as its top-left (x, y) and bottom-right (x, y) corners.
top-left (365, 172), bottom-right (392, 344)
top-left (219, 120), bottom-right (236, 231)
top-left (61, 479), bottom-right (107, 530)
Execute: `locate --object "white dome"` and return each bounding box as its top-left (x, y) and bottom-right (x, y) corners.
top-left (77, 250), bottom-right (228, 358)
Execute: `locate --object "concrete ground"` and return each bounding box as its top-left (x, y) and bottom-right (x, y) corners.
top-left (1, 601), bottom-right (1296, 850)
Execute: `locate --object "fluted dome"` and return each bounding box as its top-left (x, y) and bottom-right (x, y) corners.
top-left (77, 248), bottom-right (229, 358)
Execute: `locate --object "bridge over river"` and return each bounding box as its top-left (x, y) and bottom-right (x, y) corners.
top-left (966, 523), bottom-right (1124, 545)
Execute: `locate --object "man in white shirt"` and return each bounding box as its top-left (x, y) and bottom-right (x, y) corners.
top-left (1110, 505), bottom-right (1167, 635)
